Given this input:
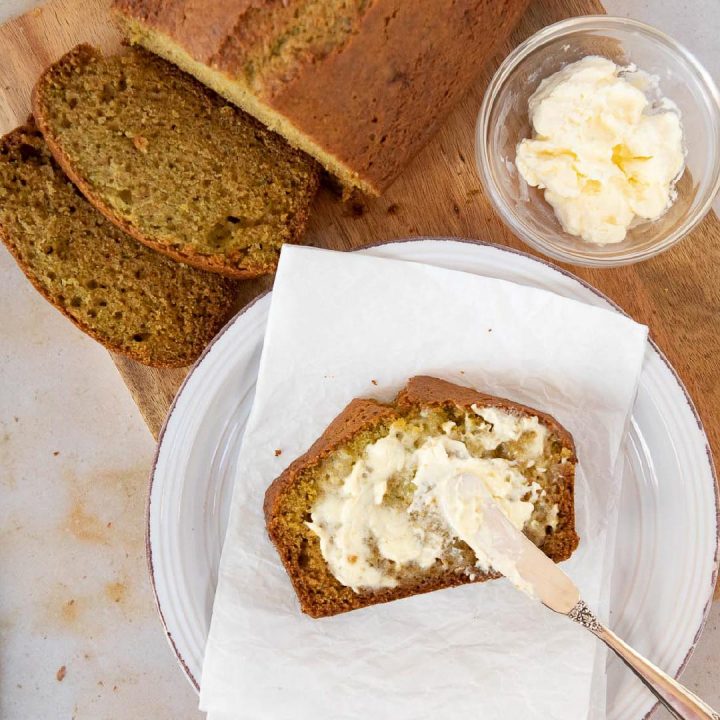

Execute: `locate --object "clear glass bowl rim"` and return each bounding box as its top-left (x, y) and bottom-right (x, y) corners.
top-left (476, 15), bottom-right (720, 267)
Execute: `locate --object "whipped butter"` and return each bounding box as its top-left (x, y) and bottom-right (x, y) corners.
top-left (516, 56), bottom-right (684, 245)
top-left (306, 407), bottom-right (554, 592)
top-left (438, 473), bottom-right (537, 597)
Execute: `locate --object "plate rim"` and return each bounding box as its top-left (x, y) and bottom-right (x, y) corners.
top-left (146, 236), bottom-right (719, 712)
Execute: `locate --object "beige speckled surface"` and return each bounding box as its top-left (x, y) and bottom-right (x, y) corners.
top-left (0, 244), bottom-right (202, 719)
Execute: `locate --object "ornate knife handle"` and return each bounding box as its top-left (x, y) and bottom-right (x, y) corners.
top-left (568, 602), bottom-right (719, 720)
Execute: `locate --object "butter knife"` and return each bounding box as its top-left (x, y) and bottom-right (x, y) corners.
top-left (465, 476), bottom-right (719, 720)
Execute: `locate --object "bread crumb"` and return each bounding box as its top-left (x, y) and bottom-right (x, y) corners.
top-left (132, 135), bottom-right (149, 153)
top-left (274, 449), bottom-right (282, 457)
top-left (371, 379), bottom-right (378, 386)
top-left (56, 665), bottom-right (66, 682)
top-left (53, 451), bottom-right (60, 456)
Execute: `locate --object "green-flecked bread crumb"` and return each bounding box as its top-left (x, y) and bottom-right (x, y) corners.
top-left (32, 44), bottom-right (320, 278)
top-left (0, 124), bottom-right (238, 367)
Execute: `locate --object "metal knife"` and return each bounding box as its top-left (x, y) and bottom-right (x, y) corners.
top-left (461, 475), bottom-right (719, 720)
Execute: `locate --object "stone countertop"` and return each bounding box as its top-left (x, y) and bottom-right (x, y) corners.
top-left (0, 243), bottom-right (202, 719)
top-left (0, 2), bottom-right (718, 719)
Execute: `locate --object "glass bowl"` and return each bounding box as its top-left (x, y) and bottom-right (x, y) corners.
top-left (475, 16), bottom-right (720, 267)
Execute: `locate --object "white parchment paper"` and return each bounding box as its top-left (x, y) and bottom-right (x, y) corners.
top-left (200, 246), bottom-right (648, 720)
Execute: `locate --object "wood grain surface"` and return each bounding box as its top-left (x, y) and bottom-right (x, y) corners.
top-left (1, 0), bottom-right (718, 595)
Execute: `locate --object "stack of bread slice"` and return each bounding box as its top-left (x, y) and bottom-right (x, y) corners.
top-left (4, 0), bottom-right (530, 366)
top-left (1, 45), bottom-right (319, 367)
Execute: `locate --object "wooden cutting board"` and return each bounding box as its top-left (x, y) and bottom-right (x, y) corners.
top-left (2, 2), bottom-right (719, 491)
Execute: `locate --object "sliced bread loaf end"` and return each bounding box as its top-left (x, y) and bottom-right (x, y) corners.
top-left (113, 0), bottom-right (530, 196)
top-left (0, 124), bottom-right (238, 367)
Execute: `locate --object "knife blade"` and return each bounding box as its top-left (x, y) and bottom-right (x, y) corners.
top-left (454, 473), bottom-right (579, 614)
top-left (453, 475), bottom-right (720, 719)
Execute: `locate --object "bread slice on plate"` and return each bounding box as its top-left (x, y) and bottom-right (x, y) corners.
top-left (264, 376), bottom-right (579, 618)
top-left (0, 124), bottom-right (237, 368)
top-left (32, 45), bottom-right (320, 278)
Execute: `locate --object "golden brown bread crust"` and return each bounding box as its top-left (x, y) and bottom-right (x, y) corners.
top-left (113, 0), bottom-right (529, 195)
top-left (397, 376), bottom-right (576, 458)
top-left (32, 44), bottom-right (319, 278)
top-left (264, 376), bottom-right (579, 618)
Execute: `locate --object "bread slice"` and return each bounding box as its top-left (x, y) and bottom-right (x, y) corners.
top-left (0, 124), bottom-right (238, 368)
top-left (264, 376), bottom-right (579, 618)
top-left (113, 0), bottom-right (529, 196)
top-left (32, 45), bottom-right (319, 278)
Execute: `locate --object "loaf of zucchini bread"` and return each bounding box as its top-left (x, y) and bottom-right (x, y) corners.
top-left (114, 0), bottom-right (529, 195)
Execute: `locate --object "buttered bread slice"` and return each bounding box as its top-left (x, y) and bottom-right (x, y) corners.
top-left (264, 376), bottom-right (579, 618)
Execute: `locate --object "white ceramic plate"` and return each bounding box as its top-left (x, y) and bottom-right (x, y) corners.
top-left (148, 239), bottom-right (718, 719)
